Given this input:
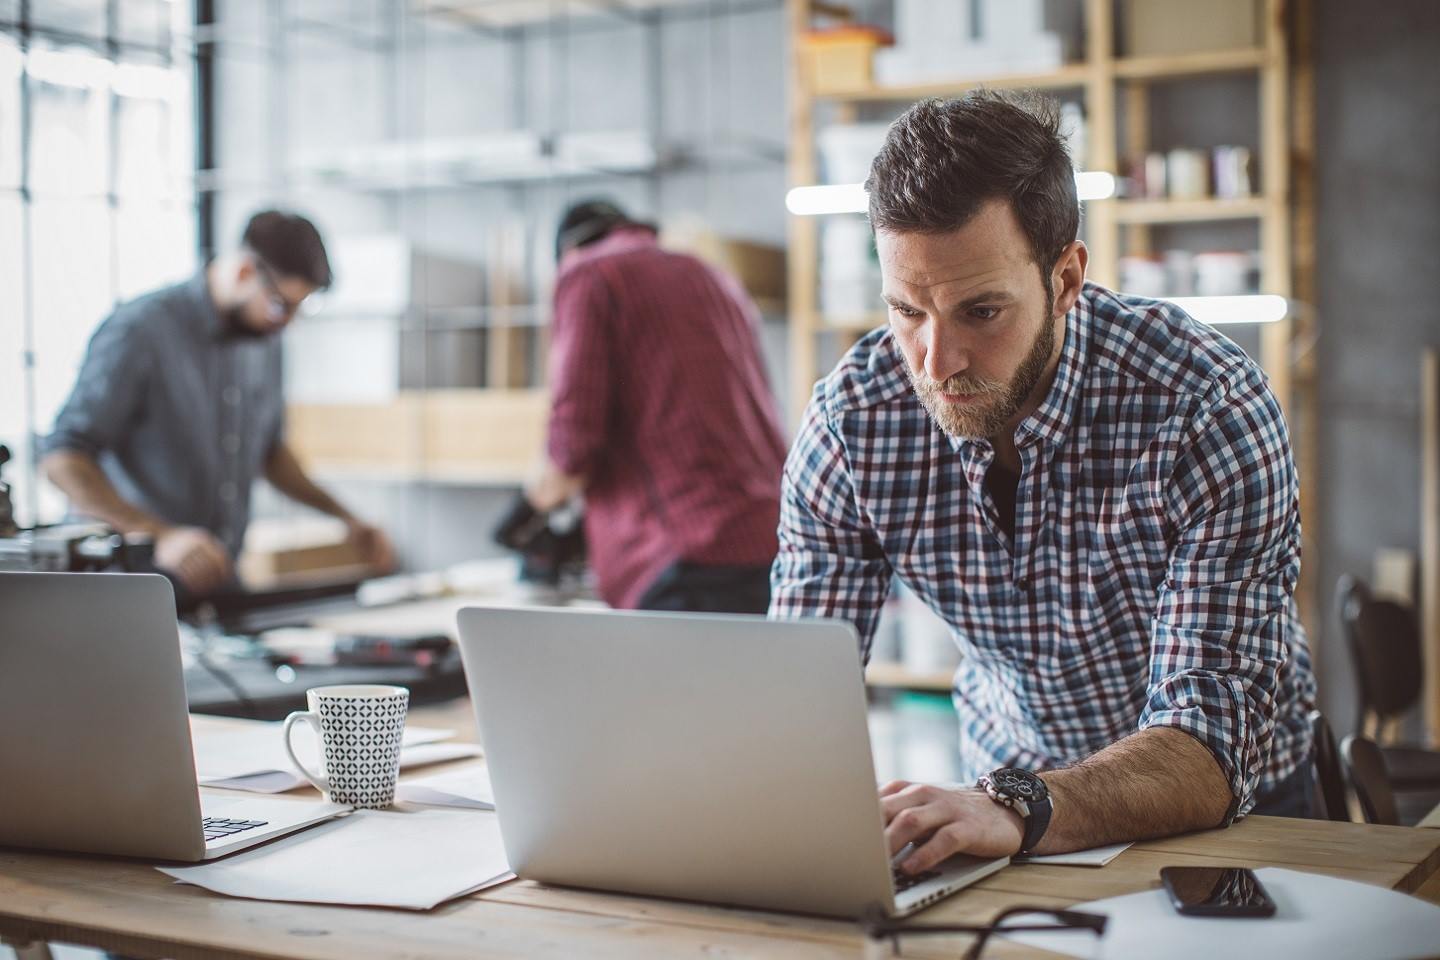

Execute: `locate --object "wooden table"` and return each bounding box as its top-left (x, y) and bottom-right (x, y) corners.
top-left (4, 716), bottom-right (1440, 960)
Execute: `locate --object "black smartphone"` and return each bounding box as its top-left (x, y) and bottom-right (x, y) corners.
top-left (1160, 866), bottom-right (1276, 918)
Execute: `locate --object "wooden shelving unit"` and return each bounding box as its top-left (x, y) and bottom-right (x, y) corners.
top-left (814, 63), bottom-right (1092, 101)
top-left (786, 0), bottom-right (1319, 636)
top-left (1113, 47), bottom-right (1269, 79)
top-left (1114, 196), bottom-right (1269, 223)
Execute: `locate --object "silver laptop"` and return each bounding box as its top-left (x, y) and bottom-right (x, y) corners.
top-left (0, 572), bottom-right (347, 861)
top-left (456, 606), bottom-right (1007, 918)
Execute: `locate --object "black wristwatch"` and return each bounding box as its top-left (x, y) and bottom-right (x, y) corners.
top-left (978, 767), bottom-right (1053, 855)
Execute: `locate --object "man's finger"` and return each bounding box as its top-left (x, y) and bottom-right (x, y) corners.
top-left (883, 800), bottom-right (951, 855)
top-left (902, 821), bottom-right (975, 874)
top-left (878, 780), bottom-right (912, 798)
top-left (879, 782), bottom-right (939, 821)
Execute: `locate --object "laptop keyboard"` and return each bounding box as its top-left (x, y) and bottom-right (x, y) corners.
top-left (892, 868), bottom-right (942, 892)
top-left (202, 817), bottom-right (269, 843)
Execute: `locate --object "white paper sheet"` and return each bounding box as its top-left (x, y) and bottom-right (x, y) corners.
top-left (1015, 841), bottom-right (1132, 867)
top-left (159, 809), bottom-right (514, 910)
top-left (199, 742), bottom-right (481, 793)
top-left (193, 719), bottom-right (454, 776)
top-left (192, 719), bottom-right (474, 792)
top-left (395, 765), bottom-right (495, 810)
top-left (1003, 867), bottom-right (1440, 960)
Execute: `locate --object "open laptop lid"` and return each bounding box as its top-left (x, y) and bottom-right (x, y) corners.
top-left (457, 606), bottom-right (900, 917)
top-left (0, 572), bottom-right (207, 861)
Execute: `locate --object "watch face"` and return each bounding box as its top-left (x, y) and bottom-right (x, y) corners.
top-left (992, 768), bottom-right (1048, 802)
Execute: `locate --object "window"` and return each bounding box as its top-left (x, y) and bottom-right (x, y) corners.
top-left (1, 2), bottom-right (195, 526)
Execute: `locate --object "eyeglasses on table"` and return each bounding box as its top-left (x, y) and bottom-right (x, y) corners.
top-left (859, 904), bottom-right (1108, 959)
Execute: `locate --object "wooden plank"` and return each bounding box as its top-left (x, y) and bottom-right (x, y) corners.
top-left (1137, 816), bottom-right (1440, 894)
top-left (6, 809), bottom-right (1438, 960)
top-left (1122, 81), bottom-right (1153, 257)
top-left (485, 221), bottom-right (530, 390)
top-left (0, 850), bottom-right (868, 960)
top-left (1425, 349), bottom-right (1440, 745)
top-left (1083, 0), bottom-right (1118, 289)
top-left (1114, 47), bottom-right (1268, 80)
top-left (1258, 0), bottom-right (1293, 417)
top-left (786, 0), bottom-right (820, 427)
top-left (1114, 197), bottom-right (1268, 224)
top-left (980, 852), bottom-right (1403, 905)
top-left (1289, 0), bottom-right (1322, 658)
top-left (816, 63), bottom-right (1092, 103)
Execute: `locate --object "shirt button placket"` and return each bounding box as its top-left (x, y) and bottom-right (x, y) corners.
top-left (220, 375), bottom-right (242, 550)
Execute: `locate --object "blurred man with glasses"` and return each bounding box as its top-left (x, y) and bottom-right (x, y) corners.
top-left (42, 210), bottom-right (395, 602)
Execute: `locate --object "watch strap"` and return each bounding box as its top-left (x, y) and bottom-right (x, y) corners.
top-left (1019, 791), bottom-right (1052, 854)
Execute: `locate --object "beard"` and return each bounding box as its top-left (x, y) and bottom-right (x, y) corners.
top-left (224, 306), bottom-right (270, 340)
top-left (905, 305), bottom-right (1057, 441)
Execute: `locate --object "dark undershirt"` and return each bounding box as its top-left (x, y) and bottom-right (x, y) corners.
top-left (984, 461), bottom-right (1020, 541)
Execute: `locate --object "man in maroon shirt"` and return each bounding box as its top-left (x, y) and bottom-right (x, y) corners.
top-left (522, 201), bottom-right (787, 613)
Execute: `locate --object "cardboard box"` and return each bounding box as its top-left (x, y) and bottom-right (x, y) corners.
top-left (285, 398), bottom-right (422, 471)
top-left (664, 225), bottom-right (787, 311)
top-left (798, 26), bottom-right (893, 95)
top-left (1122, 0), bottom-right (1259, 57)
top-left (285, 389), bottom-right (550, 484)
top-left (239, 518), bottom-right (371, 589)
top-left (421, 389), bottom-right (549, 481)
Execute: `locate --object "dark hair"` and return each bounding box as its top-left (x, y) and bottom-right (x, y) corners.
top-left (555, 199), bottom-right (634, 261)
top-left (242, 210), bottom-right (332, 289)
top-left (865, 90), bottom-right (1079, 275)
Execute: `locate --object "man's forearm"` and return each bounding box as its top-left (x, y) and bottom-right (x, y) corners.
top-left (42, 450), bottom-right (170, 537)
top-left (1034, 726), bottom-right (1233, 854)
top-left (264, 443), bottom-right (351, 521)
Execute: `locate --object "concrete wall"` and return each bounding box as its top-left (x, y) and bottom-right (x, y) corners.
top-left (1313, 0), bottom-right (1440, 735)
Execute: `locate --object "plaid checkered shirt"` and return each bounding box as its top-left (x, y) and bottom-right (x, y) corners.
top-left (771, 282), bottom-right (1316, 817)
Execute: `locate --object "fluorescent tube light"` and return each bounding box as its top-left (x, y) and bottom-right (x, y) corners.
top-left (785, 183), bottom-right (869, 216)
top-left (1074, 170), bottom-right (1117, 201)
top-left (1164, 295), bottom-right (1288, 325)
top-left (786, 171), bottom-right (1117, 216)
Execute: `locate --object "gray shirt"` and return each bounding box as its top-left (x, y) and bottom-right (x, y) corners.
top-left (43, 271), bottom-right (285, 559)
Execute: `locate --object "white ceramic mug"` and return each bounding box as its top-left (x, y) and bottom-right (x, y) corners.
top-left (283, 684), bottom-right (409, 808)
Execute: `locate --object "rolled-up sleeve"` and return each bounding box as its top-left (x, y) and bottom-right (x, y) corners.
top-left (545, 266), bottom-right (614, 477)
top-left (768, 382), bottom-right (892, 659)
top-left (1143, 364), bottom-right (1301, 820)
top-left (42, 311), bottom-right (153, 459)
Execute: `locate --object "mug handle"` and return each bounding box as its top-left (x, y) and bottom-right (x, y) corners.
top-left (282, 710), bottom-right (330, 795)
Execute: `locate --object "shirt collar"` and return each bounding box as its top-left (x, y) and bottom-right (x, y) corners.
top-left (558, 225), bottom-right (658, 279)
top-left (943, 283), bottom-right (1092, 455)
top-left (1015, 287), bottom-right (1091, 447)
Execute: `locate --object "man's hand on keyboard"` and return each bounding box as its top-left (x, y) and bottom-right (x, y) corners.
top-left (880, 781), bottom-right (1023, 873)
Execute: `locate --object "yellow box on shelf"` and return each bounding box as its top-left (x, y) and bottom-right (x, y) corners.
top-left (286, 389), bottom-right (549, 485)
top-left (797, 24), bottom-right (893, 96)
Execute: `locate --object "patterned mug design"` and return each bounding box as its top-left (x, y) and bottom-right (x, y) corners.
top-left (283, 685), bottom-right (409, 808)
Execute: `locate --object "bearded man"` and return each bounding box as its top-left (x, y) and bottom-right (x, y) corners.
top-left (770, 92), bottom-right (1316, 870)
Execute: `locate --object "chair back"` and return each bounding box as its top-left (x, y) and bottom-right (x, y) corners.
top-left (1336, 575), bottom-right (1424, 730)
top-left (1353, 598), bottom-right (1424, 723)
top-left (1341, 734), bottom-right (1399, 826)
top-left (1308, 710), bottom-right (1350, 822)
